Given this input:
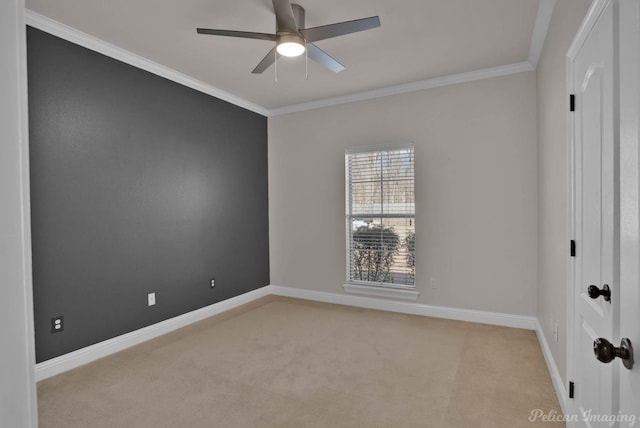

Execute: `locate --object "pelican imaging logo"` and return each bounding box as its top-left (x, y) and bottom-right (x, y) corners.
top-left (529, 409), bottom-right (638, 426)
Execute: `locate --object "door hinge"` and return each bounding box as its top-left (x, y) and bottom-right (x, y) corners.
top-left (570, 240), bottom-right (576, 257)
top-left (570, 94), bottom-right (575, 112)
top-left (569, 381), bottom-right (575, 399)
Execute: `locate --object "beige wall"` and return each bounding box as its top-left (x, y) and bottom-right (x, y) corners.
top-left (536, 0), bottom-right (590, 385)
top-left (269, 71), bottom-right (538, 316)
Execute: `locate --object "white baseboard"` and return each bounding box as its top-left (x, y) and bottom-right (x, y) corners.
top-left (35, 286), bottom-right (271, 381)
top-left (270, 285), bottom-right (537, 330)
top-left (36, 284), bottom-right (542, 381)
top-left (535, 319), bottom-right (567, 414)
top-left (274, 285), bottom-right (571, 409)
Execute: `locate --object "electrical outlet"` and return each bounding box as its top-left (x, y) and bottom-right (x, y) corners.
top-left (430, 277), bottom-right (437, 289)
top-left (210, 278), bottom-right (215, 288)
top-left (148, 292), bottom-right (156, 306)
top-left (51, 316), bottom-right (64, 333)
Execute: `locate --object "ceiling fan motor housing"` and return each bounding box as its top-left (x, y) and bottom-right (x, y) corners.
top-left (276, 4), bottom-right (306, 56)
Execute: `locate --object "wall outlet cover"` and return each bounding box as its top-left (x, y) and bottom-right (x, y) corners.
top-left (51, 316), bottom-right (64, 333)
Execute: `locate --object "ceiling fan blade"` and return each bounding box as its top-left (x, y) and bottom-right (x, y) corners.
top-left (197, 28), bottom-right (277, 41)
top-left (306, 43), bottom-right (345, 73)
top-left (272, 0), bottom-right (298, 32)
top-left (252, 46), bottom-right (278, 74)
top-left (301, 16), bottom-right (380, 43)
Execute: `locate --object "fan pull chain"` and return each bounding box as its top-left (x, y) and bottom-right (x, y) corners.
top-left (274, 49), bottom-right (278, 84)
top-left (305, 44), bottom-right (308, 80)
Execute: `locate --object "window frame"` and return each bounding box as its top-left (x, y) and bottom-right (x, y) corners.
top-left (343, 144), bottom-right (419, 301)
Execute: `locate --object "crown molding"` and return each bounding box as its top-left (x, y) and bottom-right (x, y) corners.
top-left (268, 0), bottom-right (553, 116)
top-left (26, 0), bottom-right (555, 118)
top-left (24, 10), bottom-right (270, 117)
top-left (528, 0), bottom-right (557, 67)
top-left (268, 61), bottom-right (535, 116)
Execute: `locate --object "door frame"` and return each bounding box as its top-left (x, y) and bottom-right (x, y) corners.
top-left (566, 0), bottom-right (618, 420)
top-left (616, 0), bottom-right (640, 417)
top-left (0, 0), bottom-right (38, 426)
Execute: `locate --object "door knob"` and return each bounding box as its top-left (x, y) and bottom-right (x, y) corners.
top-left (587, 284), bottom-right (611, 302)
top-left (593, 338), bottom-right (634, 370)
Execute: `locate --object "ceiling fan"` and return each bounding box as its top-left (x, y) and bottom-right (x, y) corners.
top-left (196, 0), bottom-right (380, 74)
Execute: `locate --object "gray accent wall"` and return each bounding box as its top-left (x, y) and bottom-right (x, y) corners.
top-left (27, 27), bottom-right (269, 363)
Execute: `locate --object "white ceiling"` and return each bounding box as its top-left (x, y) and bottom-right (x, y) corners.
top-left (25, 0), bottom-right (544, 112)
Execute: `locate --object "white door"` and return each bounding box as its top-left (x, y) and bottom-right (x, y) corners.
top-left (618, 0), bottom-right (640, 421)
top-left (571, 0), bottom-right (616, 425)
top-left (570, 1), bottom-right (640, 426)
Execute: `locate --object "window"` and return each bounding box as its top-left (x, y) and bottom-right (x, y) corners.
top-left (345, 145), bottom-right (416, 299)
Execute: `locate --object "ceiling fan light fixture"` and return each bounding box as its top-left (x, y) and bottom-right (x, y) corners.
top-left (197, 1), bottom-right (381, 74)
top-left (276, 34), bottom-right (306, 57)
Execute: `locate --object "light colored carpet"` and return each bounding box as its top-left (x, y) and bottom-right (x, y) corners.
top-left (38, 296), bottom-right (564, 427)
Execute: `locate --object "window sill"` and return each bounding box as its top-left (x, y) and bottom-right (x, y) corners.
top-left (343, 283), bottom-right (420, 301)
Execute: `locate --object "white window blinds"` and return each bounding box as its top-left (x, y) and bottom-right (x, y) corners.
top-left (345, 145), bottom-right (415, 288)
